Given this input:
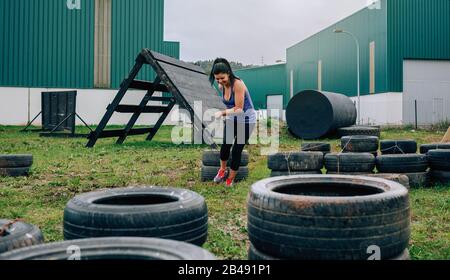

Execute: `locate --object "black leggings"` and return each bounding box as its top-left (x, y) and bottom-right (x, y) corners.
top-left (220, 120), bottom-right (255, 171)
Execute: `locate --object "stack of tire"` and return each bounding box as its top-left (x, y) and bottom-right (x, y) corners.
top-left (0, 155), bottom-right (33, 177)
top-left (377, 140), bottom-right (429, 188)
top-left (201, 150), bottom-right (249, 182)
top-left (427, 150), bottom-right (450, 185)
top-left (268, 152), bottom-right (324, 177)
top-left (0, 219), bottom-right (44, 254)
top-left (247, 175), bottom-right (411, 260)
top-left (63, 187), bottom-right (209, 247)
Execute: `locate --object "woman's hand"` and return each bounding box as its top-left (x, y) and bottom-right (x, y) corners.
top-left (215, 111), bottom-right (224, 119)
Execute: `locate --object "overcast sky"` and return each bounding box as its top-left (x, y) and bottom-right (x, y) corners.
top-left (164, 0), bottom-right (370, 65)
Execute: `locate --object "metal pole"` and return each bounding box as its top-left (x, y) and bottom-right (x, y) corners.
top-left (415, 100), bottom-right (418, 130)
top-left (356, 37), bottom-right (361, 125)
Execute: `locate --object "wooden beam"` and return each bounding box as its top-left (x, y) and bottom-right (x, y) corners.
top-left (441, 127), bottom-right (450, 143)
top-left (129, 80), bottom-right (169, 92)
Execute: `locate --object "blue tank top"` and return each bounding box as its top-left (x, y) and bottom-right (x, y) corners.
top-left (222, 80), bottom-right (257, 124)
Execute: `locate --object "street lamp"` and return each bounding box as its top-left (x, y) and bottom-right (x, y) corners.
top-left (333, 28), bottom-right (361, 125)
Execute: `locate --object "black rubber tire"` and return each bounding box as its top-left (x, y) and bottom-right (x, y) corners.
top-left (248, 175), bottom-right (410, 260)
top-left (341, 136), bottom-right (379, 153)
top-left (404, 172), bottom-right (430, 188)
top-left (362, 174), bottom-right (410, 189)
top-left (337, 126), bottom-right (381, 138)
top-left (63, 187), bottom-right (208, 246)
top-left (271, 170), bottom-right (322, 177)
top-left (343, 151), bottom-right (379, 158)
top-left (427, 150), bottom-right (450, 171)
top-left (301, 143), bottom-right (331, 153)
top-left (430, 170), bottom-right (450, 185)
top-left (201, 165), bottom-right (249, 182)
top-left (202, 150), bottom-right (249, 167)
top-left (0, 237), bottom-right (216, 260)
top-left (0, 167), bottom-right (30, 177)
top-left (0, 220), bottom-right (44, 254)
top-left (380, 140), bottom-right (417, 155)
top-left (420, 143), bottom-right (450, 154)
top-left (268, 152), bottom-right (324, 171)
top-left (248, 243), bottom-right (411, 261)
top-left (324, 153), bottom-right (376, 173)
top-left (376, 154), bottom-right (428, 173)
top-left (0, 155), bottom-right (33, 168)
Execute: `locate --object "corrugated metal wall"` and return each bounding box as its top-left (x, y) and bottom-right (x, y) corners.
top-left (286, 0), bottom-right (389, 97)
top-left (0, 0), bottom-right (179, 89)
top-left (388, 0), bottom-right (450, 92)
top-left (110, 0), bottom-right (164, 88)
top-left (0, 0), bottom-right (95, 88)
top-left (235, 64), bottom-right (287, 110)
top-left (162, 41), bottom-right (181, 59)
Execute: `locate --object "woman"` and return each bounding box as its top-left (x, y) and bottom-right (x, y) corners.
top-left (209, 58), bottom-right (257, 187)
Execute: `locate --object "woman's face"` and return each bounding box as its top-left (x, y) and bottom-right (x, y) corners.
top-left (214, 73), bottom-right (230, 87)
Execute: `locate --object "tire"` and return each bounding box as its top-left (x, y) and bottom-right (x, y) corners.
top-left (0, 155), bottom-right (33, 168)
top-left (202, 150), bottom-right (249, 167)
top-left (376, 154), bottom-right (428, 173)
top-left (271, 170), bottom-right (322, 177)
top-left (362, 174), bottom-right (410, 189)
top-left (380, 140), bottom-right (417, 155)
top-left (63, 187), bottom-right (208, 246)
top-left (420, 143), bottom-right (450, 154)
top-left (430, 170), bottom-right (450, 185)
top-left (0, 220), bottom-right (44, 254)
top-left (248, 243), bottom-right (276, 260)
top-left (248, 243), bottom-right (411, 261)
top-left (404, 172), bottom-right (430, 188)
top-left (0, 167), bottom-right (30, 177)
top-left (427, 150), bottom-right (450, 171)
top-left (0, 237), bottom-right (216, 260)
top-left (268, 152), bottom-right (324, 171)
top-left (337, 126), bottom-right (381, 138)
top-left (343, 151), bottom-right (379, 158)
top-left (341, 136), bottom-right (379, 153)
top-left (301, 143), bottom-right (331, 153)
top-left (201, 165), bottom-right (249, 182)
top-left (324, 153), bottom-right (376, 173)
top-left (248, 175), bottom-right (410, 260)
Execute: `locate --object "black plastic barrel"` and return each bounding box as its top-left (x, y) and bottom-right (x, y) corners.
top-left (286, 90), bottom-right (357, 140)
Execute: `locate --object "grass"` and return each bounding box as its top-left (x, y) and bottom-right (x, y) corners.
top-left (0, 124), bottom-right (449, 260)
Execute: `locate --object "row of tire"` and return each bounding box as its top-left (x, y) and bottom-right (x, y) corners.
top-left (268, 147), bottom-right (450, 187)
top-left (0, 187), bottom-right (216, 260)
top-left (1, 176), bottom-right (411, 260)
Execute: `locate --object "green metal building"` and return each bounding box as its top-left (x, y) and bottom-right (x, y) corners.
top-left (235, 63), bottom-right (287, 110)
top-left (238, 0), bottom-right (450, 125)
top-left (0, 0), bottom-right (179, 89)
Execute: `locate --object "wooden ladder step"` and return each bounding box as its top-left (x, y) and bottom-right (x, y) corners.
top-left (115, 105), bottom-right (169, 114)
top-left (93, 127), bottom-right (154, 139)
top-left (128, 80), bottom-right (169, 92)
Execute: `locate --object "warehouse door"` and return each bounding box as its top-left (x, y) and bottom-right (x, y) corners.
top-left (267, 95), bottom-right (284, 120)
top-left (403, 60), bottom-right (450, 125)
